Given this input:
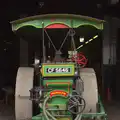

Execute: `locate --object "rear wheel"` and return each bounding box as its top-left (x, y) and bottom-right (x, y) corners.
top-left (80, 68), bottom-right (98, 113)
top-left (15, 67), bottom-right (34, 120)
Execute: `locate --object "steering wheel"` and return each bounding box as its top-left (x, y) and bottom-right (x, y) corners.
top-left (71, 52), bottom-right (88, 68)
top-left (68, 95), bottom-right (86, 114)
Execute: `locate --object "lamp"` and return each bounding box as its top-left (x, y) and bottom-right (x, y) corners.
top-left (79, 37), bottom-right (84, 42)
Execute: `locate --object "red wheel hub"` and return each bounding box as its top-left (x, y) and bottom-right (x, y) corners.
top-left (71, 52), bottom-right (88, 67)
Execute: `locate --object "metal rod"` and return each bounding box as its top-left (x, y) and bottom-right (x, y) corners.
top-left (42, 22), bottom-right (45, 62)
top-left (59, 30), bottom-right (69, 51)
top-left (70, 20), bottom-right (76, 51)
top-left (44, 29), bottom-right (57, 51)
top-left (72, 34), bottom-right (76, 51)
top-left (18, 95), bottom-right (30, 99)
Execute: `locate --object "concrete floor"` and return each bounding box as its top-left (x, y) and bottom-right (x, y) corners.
top-left (0, 104), bottom-right (15, 120)
top-left (105, 101), bottom-right (120, 120)
top-left (0, 102), bottom-right (120, 120)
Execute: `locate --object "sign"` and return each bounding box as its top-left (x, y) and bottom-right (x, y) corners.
top-left (46, 68), bottom-right (70, 73)
top-left (50, 90), bottom-right (68, 98)
top-left (41, 64), bottom-right (74, 77)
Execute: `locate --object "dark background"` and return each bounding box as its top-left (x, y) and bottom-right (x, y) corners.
top-left (0, 0), bottom-right (104, 78)
top-left (0, 0), bottom-right (119, 100)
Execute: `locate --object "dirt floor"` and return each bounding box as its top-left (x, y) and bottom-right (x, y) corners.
top-left (0, 102), bottom-right (120, 120)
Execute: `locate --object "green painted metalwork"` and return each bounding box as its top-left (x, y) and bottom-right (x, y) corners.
top-left (42, 64), bottom-right (75, 77)
top-left (43, 79), bottom-right (73, 103)
top-left (10, 14), bottom-right (104, 31)
top-left (12, 14), bottom-right (106, 120)
top-left (32, 95), bottom-right (107, 120)
top-left (31, 64), bottom-right (107, 120)
top-left (41, 79), bottom-right (73, 120)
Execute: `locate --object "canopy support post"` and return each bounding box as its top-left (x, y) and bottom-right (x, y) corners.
top-left (42, 22), bottom-right (46, 63)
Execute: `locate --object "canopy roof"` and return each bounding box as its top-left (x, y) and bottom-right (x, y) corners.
top-left (10, 14), bottom-right (104, 31)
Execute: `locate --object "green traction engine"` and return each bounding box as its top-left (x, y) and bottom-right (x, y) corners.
top-left (14, 27), bottom-right (107, 120)
top-left (30, 63), bottom-right (86, 120)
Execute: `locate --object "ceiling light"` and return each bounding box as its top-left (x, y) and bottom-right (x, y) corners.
top-left (77, 35), bottom-right (99, 50)
top-left (79, 37), bottom-right (84, 42)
